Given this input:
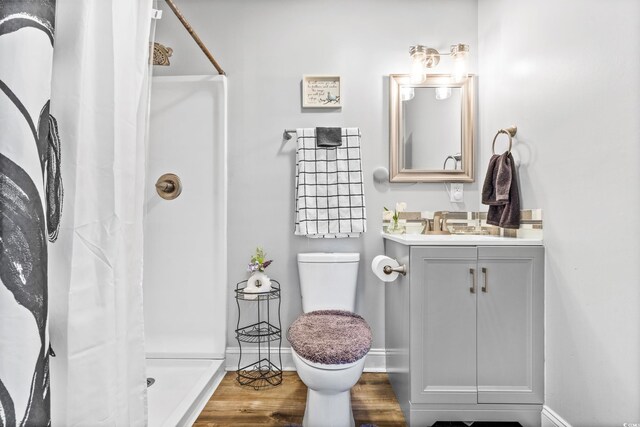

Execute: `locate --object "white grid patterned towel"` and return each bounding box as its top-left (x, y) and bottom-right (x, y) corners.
top-left (294, 127), bottom-right (366, 238)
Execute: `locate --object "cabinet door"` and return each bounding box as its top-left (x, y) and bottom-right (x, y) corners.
top-left (477, 246), bottom-right (544, 404)
top-left (410, 247), bottom-right (478, 404)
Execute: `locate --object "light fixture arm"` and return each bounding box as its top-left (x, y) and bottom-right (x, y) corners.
top-left (409, 45), bottom-right (440, 68)
top-left (408, 43), bottom-right (470, 83)
top-left (409, 43), bottom-right (470, 61)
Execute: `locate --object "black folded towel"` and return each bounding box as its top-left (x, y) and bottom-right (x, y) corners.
top-left (481, 152), bottom-right (521, 229)
top-left (316, 127), bottom-right (342, 147)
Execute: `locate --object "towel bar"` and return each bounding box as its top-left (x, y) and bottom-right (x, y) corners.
top-left (283, 129), bottom-right (297, 140)
top-left (492, 125), bottom-right (518, 154)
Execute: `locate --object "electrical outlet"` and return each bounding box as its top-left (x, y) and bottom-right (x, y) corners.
top-left (450, 183), bottom-right (464, 202)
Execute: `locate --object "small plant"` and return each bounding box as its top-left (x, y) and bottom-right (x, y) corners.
top-left (384, 202), bottom-right (407, 225)
top-left (384, 202), bottom-right (407, 234)
top-left (247, 247), bottom-right (273, 273)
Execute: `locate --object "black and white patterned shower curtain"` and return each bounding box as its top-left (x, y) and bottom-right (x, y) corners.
top-left (0, 1), bottom-right (62, 426)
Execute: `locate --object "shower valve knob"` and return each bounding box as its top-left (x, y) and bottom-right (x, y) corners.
top-left (156, 182), bottom-right (175, 192)
top-left (155, 173), bottom-right (182, 200)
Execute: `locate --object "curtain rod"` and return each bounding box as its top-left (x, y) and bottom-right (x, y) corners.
top-left (163, 0), bottom-right (226, 75)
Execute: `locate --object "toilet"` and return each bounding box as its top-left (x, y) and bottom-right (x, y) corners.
top-left (287, 253), bottom-right (371, 427)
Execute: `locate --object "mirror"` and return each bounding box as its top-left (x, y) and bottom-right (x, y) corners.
top-left (389, 74), bottom-right (474, 182)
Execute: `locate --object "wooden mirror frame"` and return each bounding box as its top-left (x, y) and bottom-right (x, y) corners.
top-left (389, 74), bottom-right (475, 182)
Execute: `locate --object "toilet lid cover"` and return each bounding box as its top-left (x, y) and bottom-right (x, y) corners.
top-left (287, 310), bottom-right (372, 365)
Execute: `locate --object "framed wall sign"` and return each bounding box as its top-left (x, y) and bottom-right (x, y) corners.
top-left (302, 75), bottom-right (342, 108)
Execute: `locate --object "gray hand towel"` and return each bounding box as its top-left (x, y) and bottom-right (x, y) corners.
top-left (316, 127), bottom-right (342, 147)
top-left (481, 152), bottom-right (521, 229)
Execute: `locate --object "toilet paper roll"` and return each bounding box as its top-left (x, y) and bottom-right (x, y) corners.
top-left (371, 255), bottom-right (400, 282)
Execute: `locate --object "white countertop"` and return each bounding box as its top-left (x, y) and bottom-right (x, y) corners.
top-left (382, 232), bottom-right (543, 246)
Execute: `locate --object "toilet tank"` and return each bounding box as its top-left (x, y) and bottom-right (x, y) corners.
top-left (297, 253), bottom-right (360, 313)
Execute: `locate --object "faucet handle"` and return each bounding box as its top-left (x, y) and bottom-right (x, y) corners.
top-left (441, 212), bottom-right (451, 234)
top-left (430, 211), bottom-right (451, 235)
top-left (432, 211), bottom-right (442, 231)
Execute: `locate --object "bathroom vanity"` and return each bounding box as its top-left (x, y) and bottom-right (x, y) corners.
top-left (383, 234), bottom-right (544, 427)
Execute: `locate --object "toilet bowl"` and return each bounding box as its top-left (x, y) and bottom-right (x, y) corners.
top-left (288, 253), bottom-right (371, 427)
top-left (292, 348), bottom-right (366, 427)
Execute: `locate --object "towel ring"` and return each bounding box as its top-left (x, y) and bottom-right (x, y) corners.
top-left (492, 126), bottom-right (518, 154)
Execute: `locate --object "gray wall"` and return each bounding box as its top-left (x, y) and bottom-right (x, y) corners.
top-left (478, 1), bottom-right (640, 424)
top-left (154, 0), bottom-right (479, 351)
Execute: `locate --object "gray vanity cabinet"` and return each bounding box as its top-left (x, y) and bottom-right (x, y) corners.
top-left (386, 241), bottom-right (544, 426)
top-left (410, 246), bottom-right (478, 405)
top-left (476, 246), bottom-right (544, 405)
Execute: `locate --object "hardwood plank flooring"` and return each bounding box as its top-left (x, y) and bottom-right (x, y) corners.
top-left (194, 372), bottom-right (407, 427)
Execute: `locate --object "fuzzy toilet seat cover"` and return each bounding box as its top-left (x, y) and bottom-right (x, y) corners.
top-left (287, 310), bottom-right (372, 365)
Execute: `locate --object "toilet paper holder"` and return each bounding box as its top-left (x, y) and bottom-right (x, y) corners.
top-left (372, 255), bottom-right (407, 282)
top-left (383, 264), bottom-right (407, 276)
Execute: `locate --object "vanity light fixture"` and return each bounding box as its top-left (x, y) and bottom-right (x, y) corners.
top-left (450, 43), bottom-right (470, 83)
top-left (409, 43), bottom-right (470, 83)
top-left (409, 45), bottom-right (439, 83)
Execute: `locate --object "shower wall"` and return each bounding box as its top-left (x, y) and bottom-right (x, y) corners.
top-left (144, 75), bottom-right (227, 358)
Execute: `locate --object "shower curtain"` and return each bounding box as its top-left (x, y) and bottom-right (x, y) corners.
top-left (47, 1), bottom-right (153, 425)
top-left (0, 0), bottom-right (61, 425)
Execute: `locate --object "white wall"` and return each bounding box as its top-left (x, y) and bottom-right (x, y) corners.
top-left (478, 1), bottom-right (640, 425)
top-left (144, 76), bottom-right (227, 359)
top-left (154, 0), bottom-right (479, 352)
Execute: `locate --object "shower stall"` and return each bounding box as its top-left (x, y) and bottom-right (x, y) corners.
top-left (143, 75), bottom-right (228, 426)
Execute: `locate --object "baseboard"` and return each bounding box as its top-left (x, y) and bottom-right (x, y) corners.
top-left (225, 346), bottom-right (386, 372)
top-left (542, 406), bottom-right (572, 427)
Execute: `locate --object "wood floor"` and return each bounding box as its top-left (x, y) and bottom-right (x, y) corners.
top-left (194, 372), bottom-right (407, 427)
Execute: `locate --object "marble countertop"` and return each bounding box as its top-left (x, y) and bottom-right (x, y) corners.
top-left (382, 232), bottom-right (543, 246)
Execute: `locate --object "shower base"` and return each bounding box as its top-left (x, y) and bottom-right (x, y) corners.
top-left (146, 358), bottom-right (225, 426)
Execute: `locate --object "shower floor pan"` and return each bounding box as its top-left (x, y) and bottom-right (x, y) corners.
top-left (146, 358), bottom-right (225, 426)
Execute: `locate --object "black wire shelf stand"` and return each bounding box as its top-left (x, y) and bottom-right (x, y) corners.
top-left (235, 279), bottom-right (282, 389)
